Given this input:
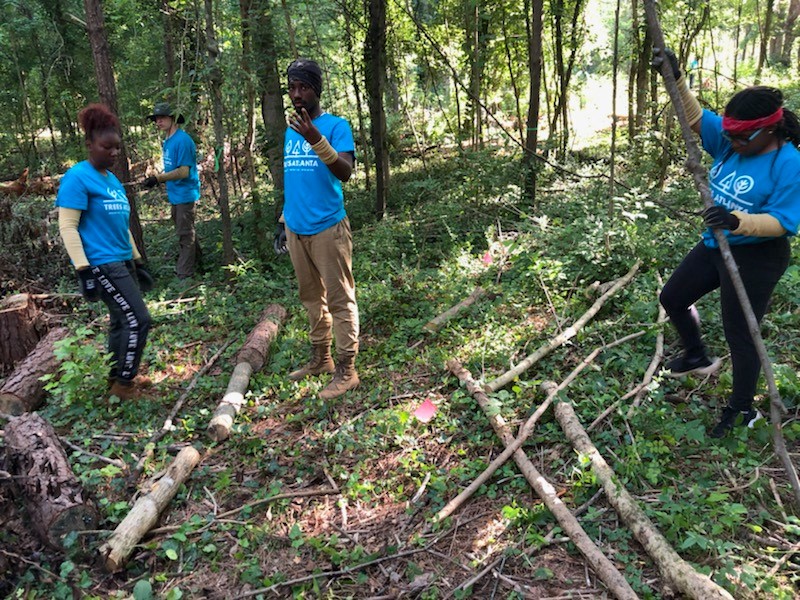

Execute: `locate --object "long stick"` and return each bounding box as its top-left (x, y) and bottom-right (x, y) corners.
top-left (436, 331), bottom-right (644, 523)
top-left (447, 360), bottom-right (639, 600)
top-left (485, 260), bottom-right (640, 392)
top-left (644, 0), bottom-right (800, 510)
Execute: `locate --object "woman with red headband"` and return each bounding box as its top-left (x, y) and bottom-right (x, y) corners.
top-left (657, 52), bottom-right (800, 438)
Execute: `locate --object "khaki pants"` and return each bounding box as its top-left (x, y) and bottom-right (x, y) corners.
top-left (286, 217), bottom-right (359, 354)
top-left (171, 202), bottom-right (198, 278)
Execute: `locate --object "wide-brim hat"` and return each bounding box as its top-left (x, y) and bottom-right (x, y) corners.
top-left (147, 102), bottom-right (185, 124)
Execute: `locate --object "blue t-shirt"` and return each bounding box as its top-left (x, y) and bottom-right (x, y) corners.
top-left (700, 109), bottom-right (800, 247)
top-left (55, 161), bottom-right (132, 266)
top-left (163, 128), bottom-right (201, 205)
top-left (283, 113), bottom-right (355, 235)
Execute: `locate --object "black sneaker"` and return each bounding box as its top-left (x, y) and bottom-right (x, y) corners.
top-left (709, 407), bottom-right (763, 438)
top-left (664, 355), bottom-right (722, 378)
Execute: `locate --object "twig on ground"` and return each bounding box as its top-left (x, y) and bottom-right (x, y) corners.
top-left (60, 437), bottom-right (127, 470)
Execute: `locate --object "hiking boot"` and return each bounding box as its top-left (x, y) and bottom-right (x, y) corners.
top-left (288, 344), bottom-right (335, 381)
top-left (108, 380), bottom-right (136, 401)
top-left (319, 353), bottom-right (360, 400)
top-left (664, 354), bottom-right (722, 378)
top-left (710, 406), bottom-right (763, 439)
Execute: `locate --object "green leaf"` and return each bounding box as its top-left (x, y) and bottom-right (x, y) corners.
top-left (165, 548), bottom-right (179, 560)
top-left (133, 580), bottom-right (154, 600)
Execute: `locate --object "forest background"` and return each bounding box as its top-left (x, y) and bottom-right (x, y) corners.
top-left (1, 0), bottom-right (800, 598)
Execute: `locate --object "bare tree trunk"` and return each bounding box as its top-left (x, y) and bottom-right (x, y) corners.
top-left (781, 0), bottom-right (800, 65)
top-left (279, 0), bottom-right (298, 59)
top-left (501, 4), bottom-right (525, 143)
top-left (344, 13), bottom-right (371, 191)
top-left (239, 0), bottom-right (257, 189)
top-left (757, 0), bottom-right (777, 82)
top-left (365, 0), bottom-right (389, 218)
top-left (204, 0), bottom-right (234, 267)
top-left (162, 0), bottom-right (176, 90)
top-left (523, 0), bottom-right (544, 204)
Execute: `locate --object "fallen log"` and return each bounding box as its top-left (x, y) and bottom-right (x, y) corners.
top-left (423, 287), bottom-right (485, 333)
top-left (0, 326), bottom-right (69, 415)
top-left (485, 260), bottom-right (640, 392)
top-left (3, 412), bottom-right (99, 547)
top-left (100, 446), bottom-right (201, 572)
top-left (207, 305), bottom-right (286, 442)
top-left (553, 395), bottom-right (734, 600)
top-left (447, 359), bottom-right (639, 600)
top-left (0, 293), bottom-right (48, 374)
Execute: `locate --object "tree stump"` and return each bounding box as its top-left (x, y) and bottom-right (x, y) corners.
top-left (0, 326), bottom-right (69, 415)
top-left (3, 412), bottom-right (99, 548)
top-left (0, 293), bottom-right (47, 374)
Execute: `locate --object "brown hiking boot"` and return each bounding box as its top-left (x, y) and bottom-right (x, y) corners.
top-left (288, 344), bottom-right (335, 381)
top-left (108, 380), bottom-right (136, 401)
top-left (319, 353), bottom-right (359, 400)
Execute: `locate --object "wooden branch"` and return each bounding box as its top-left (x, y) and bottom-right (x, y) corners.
top-left (207, 305), bottom-right (286, 442)
top-left (485, 260), bottom-right (641, 392)
top-left (423, 287), bottom-right (486, 333)
top-left (553, 398), bottom-right (733, 599)
top-left (626, 303), bottom-right (666, 418)
top-left (0, 326), bottom-right (69, 415)
top-left (645, 0), bottom-right (800, 510)
top-left (99, 446), bottom-right (201, 572)
top-left (436, 331), bottom-right (643, 523)
top-left (4, 413), bottom-right (99, 547)
top-left (447, 360), bottom-right (639, 600)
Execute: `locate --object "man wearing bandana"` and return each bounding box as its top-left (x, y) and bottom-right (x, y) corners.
top-left (274, 58), bottom-right (360, 400)
top-left (654, 49), bottom-right (800, 437)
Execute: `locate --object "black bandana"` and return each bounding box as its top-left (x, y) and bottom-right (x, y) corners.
top-left (287, 59), bottom-right (323, 98)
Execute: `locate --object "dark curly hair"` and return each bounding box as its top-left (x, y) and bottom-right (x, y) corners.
top-left (725, 86), bottom-right (800, 147)
top-left (77, 103), bottom-right (120, 141)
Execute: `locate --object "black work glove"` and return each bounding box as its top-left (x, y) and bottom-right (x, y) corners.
top-left (134, 261), bottom-right (155, 292)
top-left (702, 205), bottom-right (740, 230)
top-left (77, 267), bottom-right (101, 302)
top-left (143, 175), bottom-right (160, 189)
top-left (652, 47), bottom-right (681, 79)
top-left (273, 223), bottom-right (288, 255)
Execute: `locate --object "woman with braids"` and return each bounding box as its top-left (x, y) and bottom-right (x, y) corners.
top-left (56, 103), bottom-right (153, 401)
top-left (656, 51), bottom-right (800, 437)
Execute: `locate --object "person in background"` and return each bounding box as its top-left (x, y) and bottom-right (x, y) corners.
top-left (144, 102), bottom-right (201, 280)
top-left (57, 103), bottom-right (153, 400)
top-left (655, 49), bottom-right (800, 437)
top-left (273, 58), bottom-right (360, 401)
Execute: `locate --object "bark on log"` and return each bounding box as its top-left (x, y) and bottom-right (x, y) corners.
top-left (0, 327), bottom-right (69, 415)
top-left (3, 412), bottom-right (99, 547)
top-left (207, 305), bottom-right (286, 442)
top-left (423, 287), bottom-right (486, 333)
top-left (447, 359), bottom-right (639, 600)
top-left (0, 293), bottom-right (47, 374)
top-left (485, 261), bottom-right (640, 392)
top-left (553, 397), bottom-right (734, 600)
top-left (100, 446), bottom-right (201, 572)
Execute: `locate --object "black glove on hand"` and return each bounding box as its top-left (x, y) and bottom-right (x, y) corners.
top-left (652, 47), bottom-right (681, 79)
top-left (135, 262), bottom-right (155, 292)
top-left (273, 223), bottom-right (288, 255)
top-left (702, 205), bottom-right (740, 230)
top-left (143, 175), bottom-right (160, 189)
top-left (77, 268), bottom-right (101, 302)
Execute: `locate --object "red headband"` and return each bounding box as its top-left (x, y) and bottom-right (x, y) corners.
top-left (722, 107), bottom-right (783, 133)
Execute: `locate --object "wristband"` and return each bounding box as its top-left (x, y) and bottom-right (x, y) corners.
top-left (311, 136), bottom-right (339, 165)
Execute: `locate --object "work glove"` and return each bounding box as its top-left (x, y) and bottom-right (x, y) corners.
top-left (702, 205), bottom-right (740, 231)
top-left (134, 261), bottom-right (155, 292)
top-left (652, 47), bottom-right (681, 79)
top-left (143, 175), bottom-right (160, 189)
top-left (273, 223), bottom-right (288, 255)
top-left (77, 267), bottom-right (101, 302)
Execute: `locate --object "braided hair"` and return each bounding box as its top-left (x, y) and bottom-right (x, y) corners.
top-left (725, 86), bottom-right (800, 147)
top-left (77, 103), bottom-right (120, 141)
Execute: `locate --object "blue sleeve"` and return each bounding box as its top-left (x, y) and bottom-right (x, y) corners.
top-left (699, 109), bottom-right (732, 160)
top-left (173, 132), bottom-right (197, 168)
top-left (762, 175), bottom-right (800, 235)
top-left (329, 119), bottom-right (355, 155)
top-left (55, 168), bottom-right (88, 210)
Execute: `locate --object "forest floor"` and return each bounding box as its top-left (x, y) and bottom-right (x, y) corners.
top-left (1, 145), bottom-right (799, 599)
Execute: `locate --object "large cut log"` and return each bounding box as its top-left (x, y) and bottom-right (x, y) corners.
top-left (207, 305), bottom-right (286, 442)
top-left (423, 286), bottom-right (486, 333)
top-left (100, 446), bottom-right (201, 572)
top-left (0, 293), bottom-right (47, 374)
top-left (0, 326), bottom-right (69, 415)
top-left (447, 359), bottom-right (639, 600)
top-left (3, 412), bottom-right (99, 547)
top-left (553, 397), bottom-right (734, 600)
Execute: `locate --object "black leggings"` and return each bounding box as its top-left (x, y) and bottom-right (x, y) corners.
top-left (94, 261), bottom-right (152, 383)
top-left (660, 238), bottom-right (790, 410)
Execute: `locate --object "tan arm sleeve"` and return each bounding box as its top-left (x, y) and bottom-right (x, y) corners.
top-left (156, 165), bottom-right (190, 183)
top-left (675, 75), bottom-right (702, 127)
top-left (731, 211), bottom-right (787, 237)
top-left (58, 207), bottom-right (90, 269)
top-left (129, 230), bottom-right (142, 261)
